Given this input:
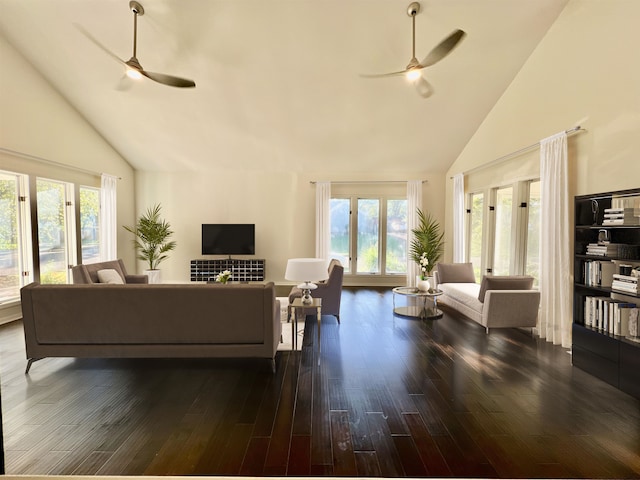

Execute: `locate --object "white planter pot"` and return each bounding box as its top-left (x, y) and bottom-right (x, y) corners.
top-left (416, 275), bottom-right (431, 292)
top-left (145, 269), bottom-right (161, 284)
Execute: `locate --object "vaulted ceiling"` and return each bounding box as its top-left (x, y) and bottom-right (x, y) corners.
top-left (0, 0), bottom-right (568, 173)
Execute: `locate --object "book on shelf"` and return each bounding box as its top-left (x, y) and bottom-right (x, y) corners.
top-left (585, 296), bottom-right (639, 336)
top-left (585, 243), bottom-right (623, 256)
top-left (612, 274), bottom-right (638, 293)
top-left (583, 260), bottom-right (615, 287)
top-left (602, 208), bottom-right (640, 225)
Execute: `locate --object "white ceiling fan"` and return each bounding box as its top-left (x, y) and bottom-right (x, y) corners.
top-left (77, 1), bottom-right (195, 88)
top-left (362, 2), bottom-right (465, 98)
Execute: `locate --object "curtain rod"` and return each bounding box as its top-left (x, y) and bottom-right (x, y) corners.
top-left (450, 125), bottom-right (586, 179)
top-left (0, 147), bottom-right (121, 179)
top-left (310, 180), bottom-right (427, 185)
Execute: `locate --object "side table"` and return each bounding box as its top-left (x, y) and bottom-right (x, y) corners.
top-left (288, 297), bottom-right (322, 351)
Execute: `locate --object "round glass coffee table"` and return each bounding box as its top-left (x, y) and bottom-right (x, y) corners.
top-left (392, 286), bottom-right (444, 319)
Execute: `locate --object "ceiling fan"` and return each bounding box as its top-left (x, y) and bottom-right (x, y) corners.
top-left (362, 2), bottom-right (465, 98)
top-left (78, 1), bottom-right (195, 88)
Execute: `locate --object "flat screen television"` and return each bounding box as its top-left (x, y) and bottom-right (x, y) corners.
top-left (201, 224), bottom-right (255, 255)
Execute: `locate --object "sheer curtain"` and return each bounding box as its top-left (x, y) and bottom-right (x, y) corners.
top-left (453, 173), bottom-right (465, 263)
top-left (539, 132), bottom-right (572, 348)
top-left (99, 174), bottom-right (118, 261)
top-left (315, 181), bottom-right (331, 260)
top-left (406, 180), bottom-right (422, 287)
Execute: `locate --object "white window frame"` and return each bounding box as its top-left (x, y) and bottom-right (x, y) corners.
top-left (332, 193), bottom-right (407, 283)
top-left (466, 177), bottom-right (540, 280)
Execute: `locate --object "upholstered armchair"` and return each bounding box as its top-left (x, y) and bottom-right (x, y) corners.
top-left (71, 259), bottom-right (149, 284)
top-left (288, 259), bottom-right (344, 322)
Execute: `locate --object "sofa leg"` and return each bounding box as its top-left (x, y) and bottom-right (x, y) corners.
top-left (485, 327), bottom-right (490, 335)
top-left (335, 314), bottom-right (340, 324)
top-left (25, 357), bottom-right (42, 374)
top-left (270, 359), bottom-right (276, 373)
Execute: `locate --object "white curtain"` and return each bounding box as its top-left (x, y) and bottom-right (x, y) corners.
top-left (453, 173), bottom-right (465, 263)
top-left (539, 132), bottom-right (572, 348)
top-left (99, 174), bottom-right (118, 261)
top-left (406, 180), bottom-right (422, 287)
top-left (315, 181), bottom-right (331, 260)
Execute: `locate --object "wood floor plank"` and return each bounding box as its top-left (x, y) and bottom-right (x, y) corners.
top-left (329, 410), bottom-right (357, 476)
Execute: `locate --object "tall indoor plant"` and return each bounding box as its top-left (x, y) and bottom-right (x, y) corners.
top-left (410, 208), bottom-right (444, 290)
top-left (124, 203), bottom-right (176, 284)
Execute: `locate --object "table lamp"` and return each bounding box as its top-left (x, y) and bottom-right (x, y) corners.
top-left (285, 258), bottom-right (328, 304)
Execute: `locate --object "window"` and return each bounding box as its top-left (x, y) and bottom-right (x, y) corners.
top-left (466, 179), bottom-right (541, 284)
top-left (330, 198), bottom-right (351, 272)
top-left (525, 180), bottom-right (541, 285)
top-left (468, 192), bottom-right (484, 281)
top-left (0, 172), bottom-right (31, 301)
top-left (36, 178), bottom-right (76, 284)
top-left (493, 186), bottom-right (514, 276)
top-left (80, 186), bottom-right (100, 264)
top-left (330, 194), bottom-right (407, 278)
top-left (357, 198), bottom-right (380, 273)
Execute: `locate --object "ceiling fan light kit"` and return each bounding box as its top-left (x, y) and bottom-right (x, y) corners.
top-left (79, 1), bottom-right (196, 89)
top-left (362, 1), bottom-right (466, 98)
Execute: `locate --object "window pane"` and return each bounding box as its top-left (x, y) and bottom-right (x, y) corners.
top-left (330, 198), bottom-right (350, 273)
top-left (469, 193), bottom-right (484, 281)
top-left (37, 179), bottom-right (68, 284)
top-left (526, 180), bottom-right (541, 286)
top-left (357, 199), bottom-right (379, 273)
top-left (0, 174), bottom-right (21, 301)
top-left (386, 199), bottom-right (407, 274)
top-left (493, 186), bottom-right (513, 276)
top-left (80, 187), bottom-right (100, 264)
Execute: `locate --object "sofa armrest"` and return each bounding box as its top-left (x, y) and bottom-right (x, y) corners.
top-left (481, 290), bottom-right (540, 329)
top-left (125, 274), bottom-right (149, 284)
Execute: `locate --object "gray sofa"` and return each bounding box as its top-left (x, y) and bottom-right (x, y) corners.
top-left (20, 281), bottom-right (281, 373)
top-left (435, 263), bottom-right (540, 333)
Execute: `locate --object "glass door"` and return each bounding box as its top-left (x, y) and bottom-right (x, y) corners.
top-left (36, 178), bottom-right (76, 284)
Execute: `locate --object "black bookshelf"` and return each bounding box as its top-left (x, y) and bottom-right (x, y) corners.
top-left (573, 187), bottom-right (640, 399)
top-left (190, 258), bottom-right (265, 283)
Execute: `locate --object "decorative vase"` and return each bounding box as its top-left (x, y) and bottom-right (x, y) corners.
top-left (416, 275), bottom-right (431, 292)
top-left (145, 269), bottom-right (161, 284)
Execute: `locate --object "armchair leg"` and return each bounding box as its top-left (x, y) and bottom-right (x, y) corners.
top-left (335, 314), bottom-right (340, 324)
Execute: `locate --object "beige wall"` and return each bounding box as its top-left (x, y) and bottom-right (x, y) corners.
top-left (135, 169), bottom-right (445, 285)
top-left (444, 0), bottom-right (640, 261)
top-left (0, 35), bottom-right (136, 269)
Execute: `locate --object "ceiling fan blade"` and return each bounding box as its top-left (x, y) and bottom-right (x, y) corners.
top-left (414, 76), bottom-right (434, 98)
top-left (419, 29), bottom-right (466, 68)
top-left (140, 70), bottom-right (196, 88)
top-left (75, 24), bottom-right (126, 67)
top-left (360, 68), bottom-right (413, 79)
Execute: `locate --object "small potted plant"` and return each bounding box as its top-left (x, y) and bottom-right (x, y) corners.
top-left (410, 208), bottom-right (444, 291)
top-left (124, 203), bottom-right (176, 284)
top-left (215, 270), bottom-right (232, 284)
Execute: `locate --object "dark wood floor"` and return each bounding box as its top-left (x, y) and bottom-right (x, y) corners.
top-left (1, 288), bottom-right (639, 477)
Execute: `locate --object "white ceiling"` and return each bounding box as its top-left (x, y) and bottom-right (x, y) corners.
top-left (0, 0), bottom-right (569, 174)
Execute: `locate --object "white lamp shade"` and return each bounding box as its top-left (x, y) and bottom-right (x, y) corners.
top-left (285, 258), bottom-right (328, 283)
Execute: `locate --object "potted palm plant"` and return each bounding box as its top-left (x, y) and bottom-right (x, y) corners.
top-left (124, 203), bottom-right (176, 284)
top-left (410, 208), bottom-right (444, 291)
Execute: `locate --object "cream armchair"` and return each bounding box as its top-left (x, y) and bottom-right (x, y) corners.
top-left (288, 259), bottom-right (344, 322)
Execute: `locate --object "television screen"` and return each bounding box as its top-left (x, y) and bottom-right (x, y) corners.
top-left (202, 224), bottom-right (255, 255)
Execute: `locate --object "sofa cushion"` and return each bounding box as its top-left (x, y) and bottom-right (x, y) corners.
top-left (477, 275), bottom-right (534, 302)
top-left (97, 269), bottom-right (124, 284)
top-left (439, 283), bottom-right (484, 312)
top-left (437, 263), bottom-right (476, 284)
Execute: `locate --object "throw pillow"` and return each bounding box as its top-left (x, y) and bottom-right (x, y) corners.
top-left (97, 269), bottom-right (125, 284)
top-left (436, 263), bottom-right (476, 284)
top-left (477, 275), bottom-right (534, 303)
